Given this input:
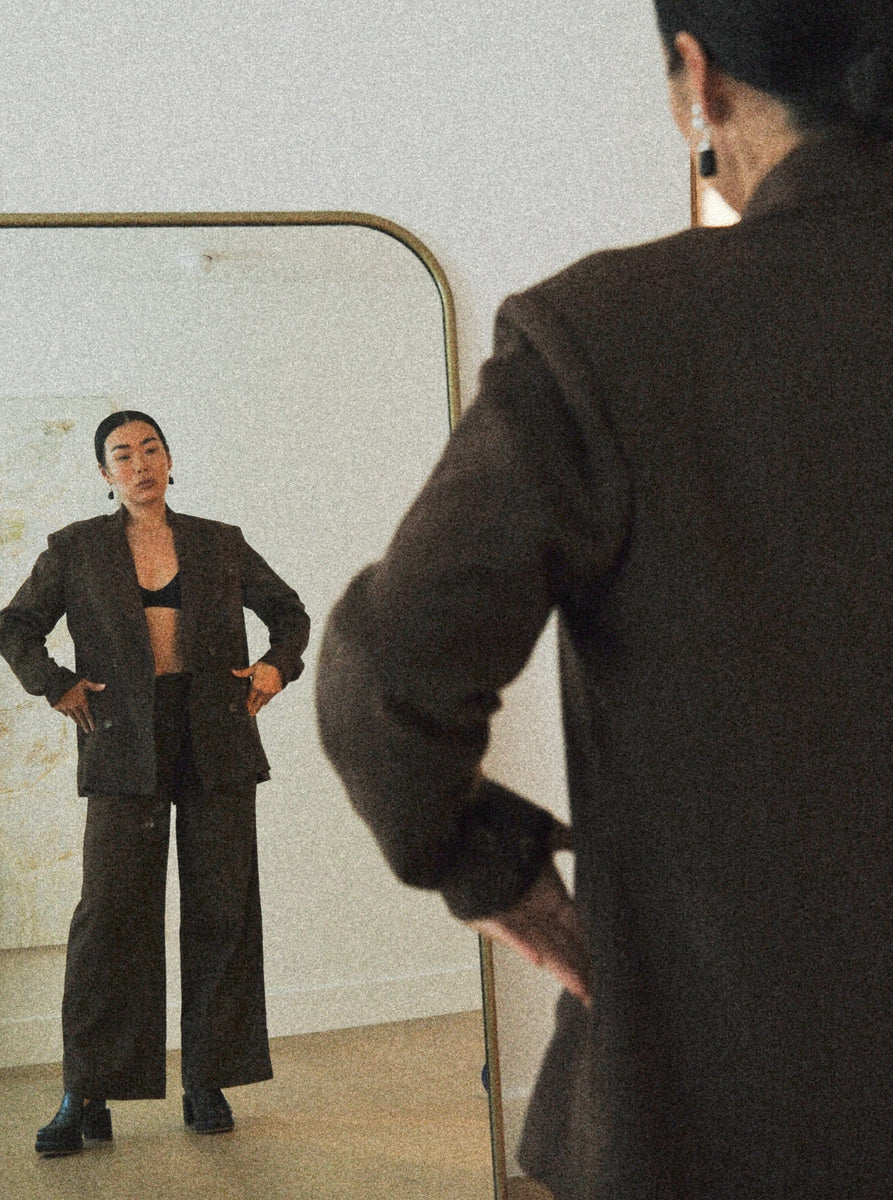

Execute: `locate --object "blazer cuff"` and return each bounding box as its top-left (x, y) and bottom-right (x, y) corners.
top-left (261, 647), bottom-right (304, 685)
top-left (439, 781), bottom-right (559, 921)
top-left (44, 667), bottom-right (80, 708)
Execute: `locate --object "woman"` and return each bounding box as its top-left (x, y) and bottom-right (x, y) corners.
top-left (316, 2), bottom-right (893, 1197)
top-left (0, 411), bottom-right (310, 1155)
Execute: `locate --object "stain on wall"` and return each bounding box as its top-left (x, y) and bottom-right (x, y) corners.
top-left (0, 398), bottom-right (115, 947)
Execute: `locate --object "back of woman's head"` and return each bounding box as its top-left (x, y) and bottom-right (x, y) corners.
top-left (94, 410), bottom-right (169, 465)
top-left (654, 0), bottom-right (893, 138)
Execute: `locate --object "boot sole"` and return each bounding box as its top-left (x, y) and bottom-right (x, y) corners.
top-left (35, 1142), bottom-right (83, 1157)
top-left (183, 1093), bottom-right (234, 1133)
top-left (35, 1104), bottom-right (112, 1155)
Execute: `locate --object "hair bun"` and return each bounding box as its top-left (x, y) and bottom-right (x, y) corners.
top-left (845, 44), bottom-right (893, 137)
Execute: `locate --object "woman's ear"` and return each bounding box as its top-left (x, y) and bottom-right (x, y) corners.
top-left (675, 31), bottom-right (728, 126)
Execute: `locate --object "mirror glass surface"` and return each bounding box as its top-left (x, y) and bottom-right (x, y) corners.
top-left (0, 215), bottom-right (493, 1197)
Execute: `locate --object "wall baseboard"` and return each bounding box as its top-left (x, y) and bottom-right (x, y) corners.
top-left (266, 966), bottom-right (482, 1038)
top-left (0, 966), bottom-right (483, 1070)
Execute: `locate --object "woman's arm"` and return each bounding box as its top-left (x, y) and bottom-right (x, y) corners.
top-left (315, 316), bottom-right (627, 922)
top-left (0, 537), bottom-right (80, 706)
top-left (236, 531), bottom-right (311, 690)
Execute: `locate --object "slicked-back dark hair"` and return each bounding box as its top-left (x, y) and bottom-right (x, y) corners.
top-left (654, 0), bottom-right (893, 137)
top-left (94, 411), bottom-right (170, 466)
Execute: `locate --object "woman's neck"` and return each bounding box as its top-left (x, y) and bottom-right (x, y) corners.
top-left (711, 89), bottom-right (804, 212)
top-left (123, 499), bottom-right (168, 531)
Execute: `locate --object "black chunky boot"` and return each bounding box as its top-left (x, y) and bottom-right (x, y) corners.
top-left (182, 1088), bottom-right (234, 1134)
top-left (35, 1094), bottom-right (112, 1156)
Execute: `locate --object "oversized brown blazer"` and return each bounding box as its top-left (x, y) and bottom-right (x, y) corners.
top-left (0, 506), bottom-right (310, 796)
top-left (317, 131), bottom-right (893, 1199)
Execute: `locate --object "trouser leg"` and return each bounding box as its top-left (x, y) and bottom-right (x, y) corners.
top-left (61, 792), bottom-right (171, 1099)
top-left (176, 781), bottom-right (273, 1090)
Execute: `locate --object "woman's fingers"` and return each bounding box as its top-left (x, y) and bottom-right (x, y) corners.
top-left (53, 679), bottom-right (105, 731)
top-left (247, 685), bottom-right (272, 716)
top-left (66, 697), bottom-right (95, 732)
top-left (232, 662), bottom-right (284, 715)
top-left (470, 859), bottom-right (592, 1006)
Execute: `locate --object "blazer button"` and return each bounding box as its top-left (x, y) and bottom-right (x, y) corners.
top-left (102, 718), bottom-right (113, 730)
top-left (228, 702), bottom-right (238, 714)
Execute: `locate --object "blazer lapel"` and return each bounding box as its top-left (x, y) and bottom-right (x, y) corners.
top-left (168, 508), bottom-right (203, 669)
top-left (90, 508), bottom-right (154, 672)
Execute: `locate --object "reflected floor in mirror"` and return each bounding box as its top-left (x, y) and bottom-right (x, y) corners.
top-left (0, 1011), bottom-right (492, 1200)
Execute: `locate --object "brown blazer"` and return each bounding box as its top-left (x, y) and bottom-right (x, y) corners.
top-left (0, 507), bottom-right (310, 796)
top-left (317, 131), bottom-right (893, 1198)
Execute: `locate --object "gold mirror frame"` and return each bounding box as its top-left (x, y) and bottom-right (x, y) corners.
top-left (480, 938), bottom-right (508, 1198)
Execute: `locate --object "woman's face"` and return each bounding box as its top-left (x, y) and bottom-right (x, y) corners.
top-left (99, 420), bottom-right (172, 508)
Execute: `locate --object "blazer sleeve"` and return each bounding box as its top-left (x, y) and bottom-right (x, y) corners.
top-left (237, 530), bottom-right (311, 685)
top-left (316, 297), bottom-right (630, 920)
top-left (0, 534), bottom-right (79, 707)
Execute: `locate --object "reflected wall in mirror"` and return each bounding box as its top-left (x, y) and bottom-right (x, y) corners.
top-left (0, 213), bottom-right (494, 1198)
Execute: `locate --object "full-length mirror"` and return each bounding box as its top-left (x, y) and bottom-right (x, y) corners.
top-left (0, 213), bottom-right (494, 1197)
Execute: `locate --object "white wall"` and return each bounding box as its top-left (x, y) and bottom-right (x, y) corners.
top-left (0, 0), bottom-right (689, 1167)
top-left (1, 1), bottom-right (686, 389)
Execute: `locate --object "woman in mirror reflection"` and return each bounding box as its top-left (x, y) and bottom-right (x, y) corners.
top-left (317, 2), bottom-right (893, 1197)
top-left (0, 411), bottom-right (310, 1155)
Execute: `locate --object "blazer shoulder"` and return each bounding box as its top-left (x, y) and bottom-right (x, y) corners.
top-left (495, 224), bottom-right (764, 376)
top-left (518, 225), bottom-right (736, 318)
top-left (169, 511), bottom-right (243, 541)
top-left (46, 512), bottom-right (120, 550)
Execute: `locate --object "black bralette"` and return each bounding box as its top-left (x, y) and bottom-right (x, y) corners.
top-left (140, 572), bottom-right (182, 610)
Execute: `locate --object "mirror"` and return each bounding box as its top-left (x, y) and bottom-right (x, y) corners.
top-left (0, 213), bottom-right (495, 1196)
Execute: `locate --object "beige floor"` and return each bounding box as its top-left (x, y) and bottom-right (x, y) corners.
top-left (1, 1009), bottom-right (517, 1200)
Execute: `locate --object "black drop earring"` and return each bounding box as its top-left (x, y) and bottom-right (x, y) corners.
top-left (692, 102), bottom-right (717, 179)
top-left (168, 474), bottom-right (174, 485)
top-left (108, 489), bottom-right (114, 501)
top-left (698, 146), bottom-right (717, 179)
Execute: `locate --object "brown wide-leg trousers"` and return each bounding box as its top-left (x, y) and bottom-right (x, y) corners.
top-left (61, 674), bottom-right (273, 1099)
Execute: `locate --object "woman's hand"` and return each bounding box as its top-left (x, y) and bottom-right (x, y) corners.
top-left (231, 661), bottom-right (284, 716)
top-left (468, 835), bottom-right (591, 1006)
top-left (53, 678), bottom-right (106, 732)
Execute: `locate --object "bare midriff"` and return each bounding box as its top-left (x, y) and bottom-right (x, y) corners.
top-left (144, 606), bottom-right (185, 675)
top-left (125, 517), bottom-right (185, 676)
